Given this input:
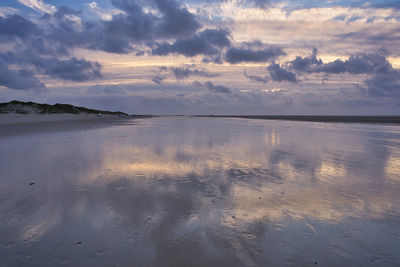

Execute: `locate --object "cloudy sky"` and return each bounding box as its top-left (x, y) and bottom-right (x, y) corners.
top-left (1, 0), bottom-right (399, 114)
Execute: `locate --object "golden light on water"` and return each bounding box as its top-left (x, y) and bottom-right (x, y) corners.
top-left (318, 159), bottom-right (346, 179)
top-left (385, 148), bottom-right (400, 182)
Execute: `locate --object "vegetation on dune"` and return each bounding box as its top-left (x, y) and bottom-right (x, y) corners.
top-left (0, 100), bottom-right (128, 115)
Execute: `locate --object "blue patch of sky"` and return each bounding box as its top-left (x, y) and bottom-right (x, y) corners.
top-left (0, 0), bottom-right (117, 20)
top-left (1, 1), bottom-right (32, 14)
top-left (0, 0), bottom-right (113, 13)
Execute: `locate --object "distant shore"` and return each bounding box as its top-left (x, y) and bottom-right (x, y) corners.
top-left (193, 115), bottom-right (400, 124)
top-left (0, 100), bottom-right (128, 116)
top-left (2, 113), bottom-right (399, 138)
top-left (0, 100), bottom-right (155, 137)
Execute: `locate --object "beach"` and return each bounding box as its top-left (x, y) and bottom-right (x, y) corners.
top-left (1, 116), bottom-right (400, 266)
top-left (0, 113), bottom-right (132, 137)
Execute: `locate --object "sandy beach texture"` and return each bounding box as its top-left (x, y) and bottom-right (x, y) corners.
top-left (0, 113), bottom-right (130, 137)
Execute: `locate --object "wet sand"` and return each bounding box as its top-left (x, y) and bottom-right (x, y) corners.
top-left (0, 114), bottom-right (135, 137)
top-left (1, 116), bottom-right (400, 266)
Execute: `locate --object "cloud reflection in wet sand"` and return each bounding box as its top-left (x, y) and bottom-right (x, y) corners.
top-left (1, 117), bottom-right (400, 266)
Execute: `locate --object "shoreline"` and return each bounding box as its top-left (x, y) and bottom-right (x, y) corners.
top-left (193, 115), bottom-right (400, 124)
top-left (0, 113), bottom-right (140, 137)
top-left (1, 113), bottom-right (399, 138)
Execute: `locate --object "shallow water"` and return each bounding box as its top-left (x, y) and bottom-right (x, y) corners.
top-left (1, 117), bottom-right (400, 266)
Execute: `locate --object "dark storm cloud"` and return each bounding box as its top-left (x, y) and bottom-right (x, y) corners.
top-left (363, 71), bottom-right (400, 97)
top-left (172, 66), bottom-right (219, 80)
top-left (149, 65), bottom-right (219, 84)
top-left (93, 1), bottom-right (155, 53)
top-left (268, 63), bottom-right (297, 83)
top-left (192, 81), bottom-right (231, 93)
top-left (0, 1), bottom-right (287, 91)
top-left (151, 75), bottom-right (166, 84)
top-left (290, 48), bottom-right (400, 98)
top-left (290, 49), bottom-right (393, 75)
top-left (43, 58), bottom-right (102, 81)
top-left (152, 29), bottom-right (231, 57)
top-left (88, 29), bottom-right (134, 54)
top-left (5, 41), bottom-right (102, 81)
top-left (312, 53), bottom-right (392, 75)
top-left (0, 5), bottom-right (106, 89)
top-left (154, 0), bottom-right (201, 38)
top-left (91, 0), bottom-right (200, 53)
top-left (240, 40), bottom-right (264, 48)
top-left (0, 32), bottom-right (102, 89)
top-left (0, 0), bottom-right (208, 90)
top-left (29, 34), bottom-right (70, 57)
top-left (243, 70), bottom-right (269, 83)
top-left (0, 14), bottom-right (38, 41)
top-left (290, 47), bottom-right (322, 72)
top-left (0, 60), bottom-right (45, 90)
top-left (150, 66), bottom-right (168, 84)
top-left (204, 81), bottom-right (231, 93)
top-left (225, 46), bottom-right (285, 64)
top-left (1, 49), bottom-right (103, 82)
top-left (41, 8), bottom-right (93, 55)
top-left (25, 0), bottom-right (201, 55)
top-left (313, 59), bottom-right (347, 74)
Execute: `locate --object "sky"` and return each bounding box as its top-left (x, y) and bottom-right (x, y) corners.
top-left (0, 0), bottom-right (399, 115)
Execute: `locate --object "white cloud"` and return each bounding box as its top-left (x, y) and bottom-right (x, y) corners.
top-left (0, 7), bottom-right (19, 17)
top-left (18, 0), bottom-right (56, 14)
top-left (189, 1), bottom-right (397, 23)
top-left (85, 1), bottom-right (124, 21)
top-left (87, 1), bottom-right (98, 9)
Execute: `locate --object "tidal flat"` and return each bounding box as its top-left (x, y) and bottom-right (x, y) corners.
top-left (1, 116), bottom-right (400, 266)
